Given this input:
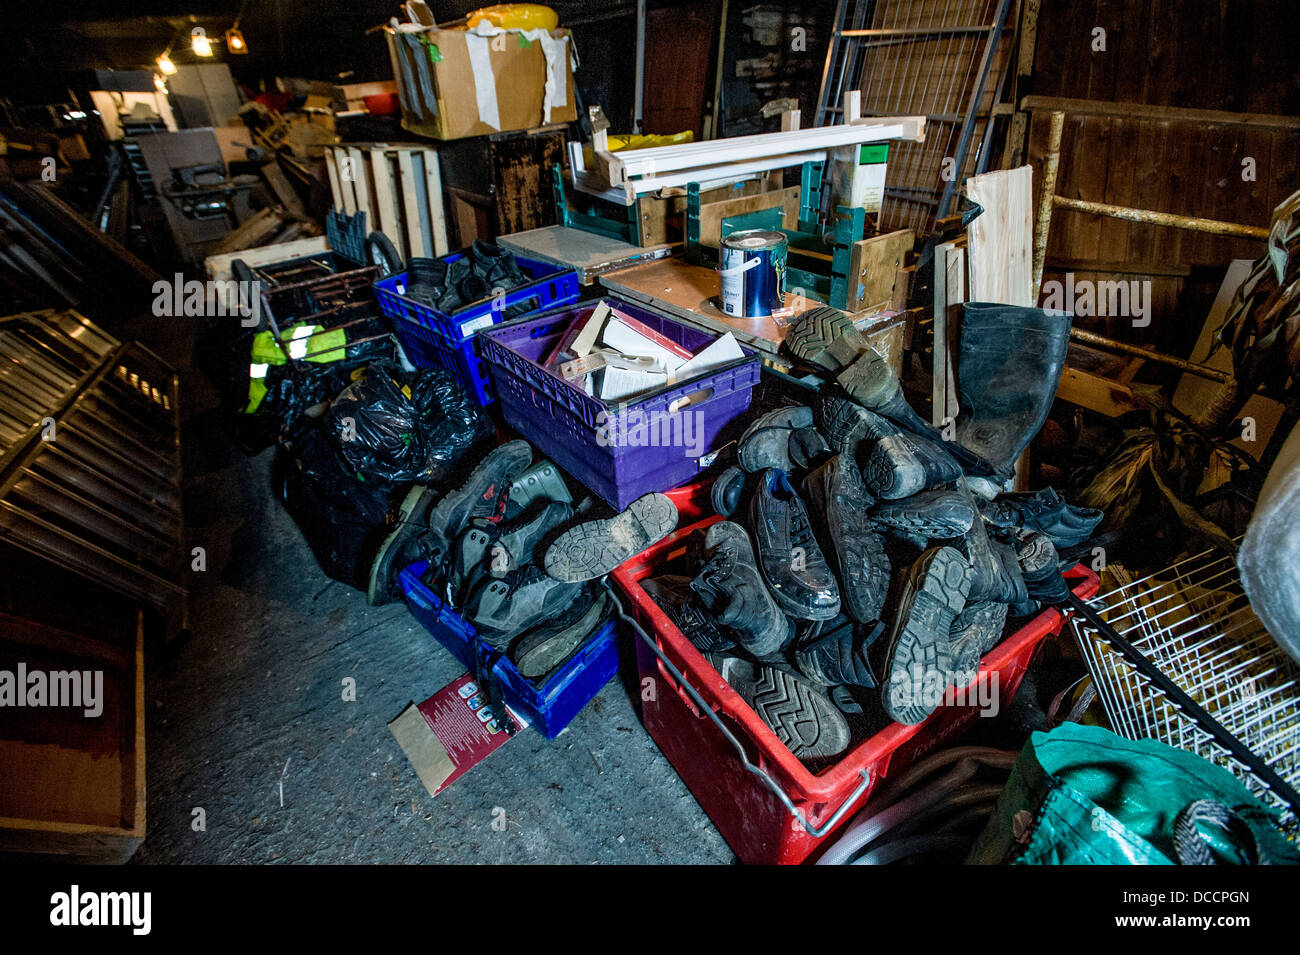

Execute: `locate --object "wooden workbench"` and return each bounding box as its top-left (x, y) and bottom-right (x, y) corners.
top-left (597, 256), bottom-right (908, 374)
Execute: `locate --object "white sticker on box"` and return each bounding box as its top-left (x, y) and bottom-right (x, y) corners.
top-left (460, 314), bottom-right (496, 336)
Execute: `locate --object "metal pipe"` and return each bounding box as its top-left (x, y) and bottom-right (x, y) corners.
top-left (1052, 196), bottom-right (1269, 240)
top-left (1068, 327), bottom-right (1230, 382)
top-left (633, 0), bottom-right (645, 134)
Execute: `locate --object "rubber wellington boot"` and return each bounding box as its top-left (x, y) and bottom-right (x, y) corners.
top-left (955, 303), bottom-right (1072, 476)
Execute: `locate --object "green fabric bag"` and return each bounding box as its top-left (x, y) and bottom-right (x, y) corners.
top-left (968, 722), bottom-right (1299, 865)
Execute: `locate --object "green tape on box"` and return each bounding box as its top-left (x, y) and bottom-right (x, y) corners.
top-left (859, 143), bottom-right (889, 165)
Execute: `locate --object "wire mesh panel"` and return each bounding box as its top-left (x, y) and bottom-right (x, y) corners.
top-left (1071, 546), bottom-right (1300, 829)
top-left (818, 0), bottom-right (1017, 235)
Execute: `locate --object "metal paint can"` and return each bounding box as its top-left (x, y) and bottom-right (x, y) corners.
top-left (719, 229), bottom-right (787, 318)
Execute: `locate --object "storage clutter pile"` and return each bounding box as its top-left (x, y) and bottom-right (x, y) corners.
top-left (205, 143), bottom-right (1131, 862)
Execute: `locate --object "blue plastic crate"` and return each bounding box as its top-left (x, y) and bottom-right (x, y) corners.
top-left (397, 560), bottom-right (620, 739)
top-left (373, 253), bottom-right (579, 405)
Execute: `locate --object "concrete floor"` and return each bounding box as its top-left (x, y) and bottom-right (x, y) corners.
top-left (129, 360), bottom-right (735, 864)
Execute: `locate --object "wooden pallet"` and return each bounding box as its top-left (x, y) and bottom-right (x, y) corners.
top-left (324, 143), bottom-right (449, 262)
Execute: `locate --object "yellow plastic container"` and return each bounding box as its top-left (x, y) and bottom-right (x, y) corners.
top-left (466, 4), bottom-right (559, 31)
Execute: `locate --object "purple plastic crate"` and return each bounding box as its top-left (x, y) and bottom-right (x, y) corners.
top-left (477, 297), bottom-right (761, 510)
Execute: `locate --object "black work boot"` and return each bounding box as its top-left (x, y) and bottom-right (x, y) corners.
top-left (954, 480), bottom-right (1028, 604)
top-left (880, 545), bottom-right (973, 725)
top-left (368, 483), bottom-right (440, 606)
top-left (705, 652), bottom-right (851, 760)
top-left (450, 500), bottom-right (574, 603)
top-left (465, 565), bottom-right (585, 647)
top-left (788, 426), bottom-right (832, 471)
top-left (689, 521), bottom-right (791, 656)
top-left (802, 454), bottom-right (891, 623)
top-left (543, 492), bottom-right (678, 582)
top-left (425, 439), bottom-right (533, 570)
top-left (794, 620), bottom-right (885, 687)
top-left (817, 394), bottom-right (961, 500)
top-left (737, 405), bottom-right (814, 473)
top-left (954, 303), bottom-right (1072, 477)
top-left (710, 465), bottom-right (747, 518)
top-left (749, 468), bottom-right (841, 621)
top-left (871, 486), bottom-right (977, 540)
top-left (980, 486), bottom-right (1103, 550)
top-left (642, 574), bottom-right (736, 653)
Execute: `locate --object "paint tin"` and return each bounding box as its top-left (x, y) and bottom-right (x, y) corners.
top-left (719, 230), bottom-right (787, 318)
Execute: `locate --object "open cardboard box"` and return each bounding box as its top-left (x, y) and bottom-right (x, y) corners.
top-left (387, 24), bottom-right (578, 141)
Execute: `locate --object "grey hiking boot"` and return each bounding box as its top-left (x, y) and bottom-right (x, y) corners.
top-left (511, 590), bottom-right (611, 681)
top-left (794, 620), bottom-right (885, 688)
top-left (449, 500), bottom-right (574, 603)
top-left (705, 652), bottom-right (851, 760)
top-left (749, 468), bottom-right (841, 621)
top-left (689, 521), bottom-right (791, 656)
top-left (836, 345), bottom-right (939, 438)
top-left (424, 439), bottom-right (534, 567)
top-left (816, 394), bottom-right (961, 500)
top-left (802, 454), bottom-right (891, 623)
top-left (1005, 527), bottom-right (1071, 604)
top-left (737, 405), bottom-right (814, 473)
top-left (949, 600), bottom-right (1008, 676)
top-left (881, 545), bottom-right (973, 725)
top-left (465, 565), bottom-right (584, 647)
top-left (505, 458), bottom-right (573, 518)
top-left (872, 486), bottom-right (976, 540)
top-left (543, 492), bottom-right (678, 582)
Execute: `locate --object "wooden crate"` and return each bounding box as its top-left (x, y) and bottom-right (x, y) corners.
top-left (324, 143), bottom-right (449, 262)
top-left (0, 608), bottom-right (145, 864)
top-left (439, 126), bottom-right (566, 246)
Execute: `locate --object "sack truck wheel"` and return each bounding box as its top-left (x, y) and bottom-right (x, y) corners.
top-left (365, 232), bottom-right (403, 277)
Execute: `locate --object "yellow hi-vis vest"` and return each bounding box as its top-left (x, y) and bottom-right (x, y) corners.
top-left (244, 323), bottom-right (349, 413)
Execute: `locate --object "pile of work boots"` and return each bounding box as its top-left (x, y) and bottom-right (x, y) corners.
top-left (368, 439), bottom-right (680, 684)
top-left (402, 240), bottom-right (534, 315)
top-left (645, 303), bottom-right (1103, 761)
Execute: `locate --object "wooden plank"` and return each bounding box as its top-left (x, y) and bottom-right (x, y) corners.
top-left (396, 150), bottom-right (426, 259)
top-left (696, 186), bottom-right (801, 250)
top-left (260, 161), bottom-right (306, 218)
top-left (204, 235), bottom-right (330, 283)
top-left (932, 240), bottom-right (964, 427)
top-left (847, 228), bottom-right (914, 314)
top-left (423, 147), bottom-right (449, 257)
top-left (964, 165), bottom-right (1034, 306)
top-left (366, 147), bottom-right (405, 260)
top-left (323, 148), bottom-right (344, 211)
top-left (347, 146), bottom-right (371, 224)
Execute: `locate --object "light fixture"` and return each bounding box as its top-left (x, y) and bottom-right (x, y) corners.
top-left (154, 73), bottom-right (167, 92)
top-left (225, 27), bottom-right (247, 54)
top-left (156, 52), bottom-right (178, 75)
top-left (191, 27), bottom-right (213, 57)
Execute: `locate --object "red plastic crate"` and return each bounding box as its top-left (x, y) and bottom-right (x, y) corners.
top-left (610, 514), bottom-right (1100, 865)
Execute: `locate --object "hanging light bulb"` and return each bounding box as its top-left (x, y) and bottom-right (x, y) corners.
top-left (154, 73), bottom-right (168, 92)
top-left (225, 27), bottom-right (248, 54)
top-left (156, 53), bottom-right (178, 75)
top-left (191, 28), bottom-right (214, 57)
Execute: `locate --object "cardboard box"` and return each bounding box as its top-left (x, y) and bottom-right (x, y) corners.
top-left (387, 24), bottom-right (577, 141)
